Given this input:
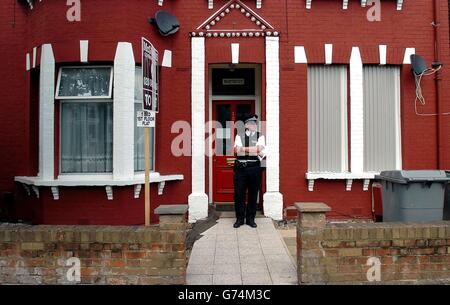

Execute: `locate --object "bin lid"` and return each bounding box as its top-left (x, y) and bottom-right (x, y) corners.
top-left (375, 170), bottom-right (450, 184)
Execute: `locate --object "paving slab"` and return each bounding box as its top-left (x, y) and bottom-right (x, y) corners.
top-left (213, 274), bottom-right (242, 285)
top-left (187, 263), bottom-right (213, 275)
top-left (188, 254), bottom-right (215, 265)
top-left (187, 274), bottom-right (213, 285)
top-left (242, 272), bottom-right (272, 285)
top-left (187, 217), bottom-right (298, 285)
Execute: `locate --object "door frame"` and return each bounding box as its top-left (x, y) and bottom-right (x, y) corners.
top-left (208, 64), bottom-right (262, 205)
top-left (212, 100), bottom-right (256, 204)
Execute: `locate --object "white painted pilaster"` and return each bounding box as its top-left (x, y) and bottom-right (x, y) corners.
top-left (113, 42), bottom-right (135, 180)
top-left (39, 44), bottom-right (55, 180)
top-left (188, 37), bottom-right (208, 223)
top-left (350, 47), bottom-right (364, 174)
top-left (263, 36), bottom-right (283, 221)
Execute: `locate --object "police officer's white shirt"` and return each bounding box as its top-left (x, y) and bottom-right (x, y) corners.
top-left (234, 131), bottom-right (266, 161)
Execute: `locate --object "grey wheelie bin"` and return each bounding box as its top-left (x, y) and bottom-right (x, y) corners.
top-left (444, 171), bottom-right (450, 220)
top-left (375, 170), bottom-right (450, 222)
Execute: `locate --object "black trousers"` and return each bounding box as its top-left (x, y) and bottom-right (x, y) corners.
top-left (233, 165), bottom-right (261, 221)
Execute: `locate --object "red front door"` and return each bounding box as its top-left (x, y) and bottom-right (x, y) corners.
top-left (212, 101), bottom-right (255, 203)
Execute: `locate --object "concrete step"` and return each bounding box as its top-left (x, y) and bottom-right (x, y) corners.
top-left (216, 211), bottom-right (265, 218)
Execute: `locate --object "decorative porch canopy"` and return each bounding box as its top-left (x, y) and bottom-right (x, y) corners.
top-left (192, 0), bottom-right (276, 38)
top-left (207, 1), bottom-right (262, 9)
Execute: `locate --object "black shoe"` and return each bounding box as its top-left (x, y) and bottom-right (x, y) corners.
top-left (246, 219), bottom-right (257, 228)
top-left (233, 218), bottom-right (245, 228)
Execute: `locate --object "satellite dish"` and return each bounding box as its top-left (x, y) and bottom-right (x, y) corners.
top-left (410, 54), bottom-right (442, 108)
top-left (410, 54), bottom-right (428, 75)
top-left (149, 11), bottom-right (180, 36)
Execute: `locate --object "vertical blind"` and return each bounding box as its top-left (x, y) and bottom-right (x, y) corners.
top-left (363, 66), bottom-right (401, 172)
top-left (308, 65), bottom-right (348, 173)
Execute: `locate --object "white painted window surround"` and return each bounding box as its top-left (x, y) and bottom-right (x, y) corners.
top-left (294, 46), bottom-right (307, 64)
top-left (15, 42), bottom-right (183, 200)
top-left (15, 173), bottom-right (184, 200)
top-left (15, 173), bottom-right (183, 187)
top-left (306, 1), bottom-right (404, 10)
top-left (307, 48), bottom-right (367, 191)
top-left (80, 40), bottom-right (89, 63)
top-left (306, 47), bottom-right (402, 192)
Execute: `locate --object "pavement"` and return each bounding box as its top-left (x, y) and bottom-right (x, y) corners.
top-left (278, 228), bottom-right (297, 262)
top-left (186, 217), bottom-right (297, 285)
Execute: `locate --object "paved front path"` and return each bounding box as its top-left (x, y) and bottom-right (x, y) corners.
top-left (187, 218), bottom-right (297, 285)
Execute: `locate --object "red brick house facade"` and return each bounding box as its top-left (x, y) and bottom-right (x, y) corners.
top-left (0, 0), bottom-right (448, 225)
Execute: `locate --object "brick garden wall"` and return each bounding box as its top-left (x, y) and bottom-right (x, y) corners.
top-left (0, 206), bottom-right (187, 285)
top-left (296, 203), bottom-right (450, 284)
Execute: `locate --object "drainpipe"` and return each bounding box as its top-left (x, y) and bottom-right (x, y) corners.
top-left (432, 0), bottom-right (443, 169)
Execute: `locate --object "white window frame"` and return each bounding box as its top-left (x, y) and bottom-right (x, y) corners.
top-left (305, 62), bottom-right (403, 192)
top-left (208, 64), bottom-right (262, 204)
top-left (55, 66), bottom-right (114, 100)
top-left (58, 98), bottom-right (114, 176)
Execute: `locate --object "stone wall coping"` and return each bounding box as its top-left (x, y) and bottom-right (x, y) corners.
top-left (325, 221), bottom-right (450, 229)
top-left (0, 224), bottom-right (157, 232)
top-left (0, 224), bottom-right (167, 243)
top-left (295, 202), bottom-right (331, 213)
top-left (155, 204), bottom-right (188, 215)
top-left (321, 221), bottom-right (450, 241)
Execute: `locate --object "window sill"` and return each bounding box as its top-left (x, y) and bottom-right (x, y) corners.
top-left (14, 172), bottom-right (184, 200)
top-left (305, 172), bottom-right (379, 192)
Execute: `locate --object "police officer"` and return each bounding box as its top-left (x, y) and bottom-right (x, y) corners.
top-left (233, 114), bottom-right (265, 228)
